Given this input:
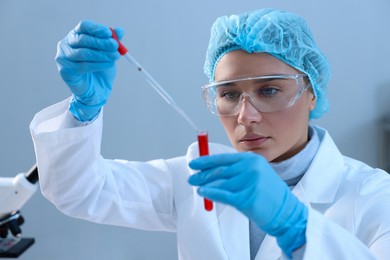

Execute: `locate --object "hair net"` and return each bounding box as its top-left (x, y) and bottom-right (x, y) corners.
top-left (204, 8), bottom-right (331, 119)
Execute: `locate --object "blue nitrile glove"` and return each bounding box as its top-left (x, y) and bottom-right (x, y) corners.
top-left (188, 152), bottom-right (308, 258)
top-left (55, 20), bottom-right (123, 122)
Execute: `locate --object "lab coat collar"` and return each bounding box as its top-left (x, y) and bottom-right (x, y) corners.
top-left (255, 126), bottom-right (346, 259)
top-left (294, 126), bottom-right (344, 204)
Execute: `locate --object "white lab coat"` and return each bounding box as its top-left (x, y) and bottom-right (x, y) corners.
top-left (30, 99), bottom-right (390, 260)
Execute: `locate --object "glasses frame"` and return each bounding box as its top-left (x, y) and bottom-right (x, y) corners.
top-left (201, 74), bottom-right (310, 116)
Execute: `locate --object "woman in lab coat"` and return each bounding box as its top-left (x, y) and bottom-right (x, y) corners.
top-left (30, 8), bottom-right (390, 259)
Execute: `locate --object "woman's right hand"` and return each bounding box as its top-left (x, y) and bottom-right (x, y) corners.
top-left (55, 20), bottom-right (123, 121)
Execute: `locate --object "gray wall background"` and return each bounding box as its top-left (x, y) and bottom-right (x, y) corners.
top-left (1, 0), bottom-right (389, 259)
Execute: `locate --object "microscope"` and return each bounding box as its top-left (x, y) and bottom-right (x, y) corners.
top-left (0, 165), bottom-right (38, 258)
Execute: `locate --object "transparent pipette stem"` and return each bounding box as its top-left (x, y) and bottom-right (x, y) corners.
top-left (110, 28), bottom-right (198, 132)
top-left (123, 53), bottom-right (198, 132)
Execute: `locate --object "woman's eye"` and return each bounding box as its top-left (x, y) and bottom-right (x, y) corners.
top-left (220, 91), bottom-right (240, 100)
top-left (259, 87), bottom-right (279, 96)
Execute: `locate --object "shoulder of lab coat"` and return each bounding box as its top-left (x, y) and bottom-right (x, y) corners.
top-left (295, 126), bottom-right (390, 259)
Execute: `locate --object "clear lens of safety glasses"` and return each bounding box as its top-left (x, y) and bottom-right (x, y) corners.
top-left (201, 74), bottom-right (310, 116)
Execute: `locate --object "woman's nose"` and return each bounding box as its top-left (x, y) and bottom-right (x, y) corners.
top-left (237, 96), bottom-right (262, 125)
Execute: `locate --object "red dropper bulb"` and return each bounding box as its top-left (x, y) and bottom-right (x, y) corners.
top-left (110, 28), bottom-right (128, 55)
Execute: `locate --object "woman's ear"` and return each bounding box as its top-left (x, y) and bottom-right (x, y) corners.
top-left (309, 92), bottom-right (316, 111)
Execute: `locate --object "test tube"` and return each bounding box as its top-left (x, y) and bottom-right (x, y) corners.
top-left (197, 131), bottom-right (213, 211)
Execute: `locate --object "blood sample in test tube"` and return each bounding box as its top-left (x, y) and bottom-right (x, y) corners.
top-left (197, 131), bottom-right (213, 211)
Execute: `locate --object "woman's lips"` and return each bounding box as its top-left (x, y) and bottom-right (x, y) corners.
top-left (239, 134), bottom-right (270, 147)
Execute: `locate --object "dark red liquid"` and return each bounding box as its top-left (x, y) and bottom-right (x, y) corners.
top-left (197, 132), bottom-right (213, 211)
top-left (197, 132), bottom-right (209, 156)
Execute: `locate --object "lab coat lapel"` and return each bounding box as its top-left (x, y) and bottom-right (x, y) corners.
top-left (255, 234), bottom-right (282, 260)
top-left (297, 127), bottom-right (344, 204)
top-left (217, 203), bottom-right (250, 260)
top-left (255, 127), bottom-right (344, 260)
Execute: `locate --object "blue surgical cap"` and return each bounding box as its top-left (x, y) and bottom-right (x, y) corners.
top-left (204, 8), bottom-right (331, 119)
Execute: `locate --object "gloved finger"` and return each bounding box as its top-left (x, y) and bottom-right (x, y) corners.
top-left (59, 61), bottom-right (116, 75)
top-left (189, 152), bottom-right (260, 170)
top-left (57, 46), bottom-right (120, 63)
top-left (197, 186), bottom-right (235, 206)
top-left (67, 32), bottom-right (119, 52)
top-left (198, 168), bottom-right (257, 193)
top-left (188, 166), bottom-right (232, 186)
top-left (189, 153), bottom-right (264, 183)
top-left (112, 27), bottom-right (125, 40)
top-left (195, 165), bottom-right (261, 192)
top-left (74, 20), bottom-right (112, 38)
top-left (188, 162), bottom-right (253, 188)
top-left (198, 183), bottom-right (257, 213)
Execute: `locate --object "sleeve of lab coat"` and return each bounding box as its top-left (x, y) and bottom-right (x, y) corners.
top-left (30, 98), bottom-right (178, 232)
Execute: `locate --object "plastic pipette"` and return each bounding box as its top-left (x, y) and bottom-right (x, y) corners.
top-left (110, 28), bottom-right (213, 211)
top-left (110, 29), bottom-right (197, 132)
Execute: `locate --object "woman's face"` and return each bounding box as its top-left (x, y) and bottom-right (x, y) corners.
top-left (214, 50), bottom-right (316, 162)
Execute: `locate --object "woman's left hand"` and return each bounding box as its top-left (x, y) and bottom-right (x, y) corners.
top-left (188, 152), bottom-right (307, 257)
